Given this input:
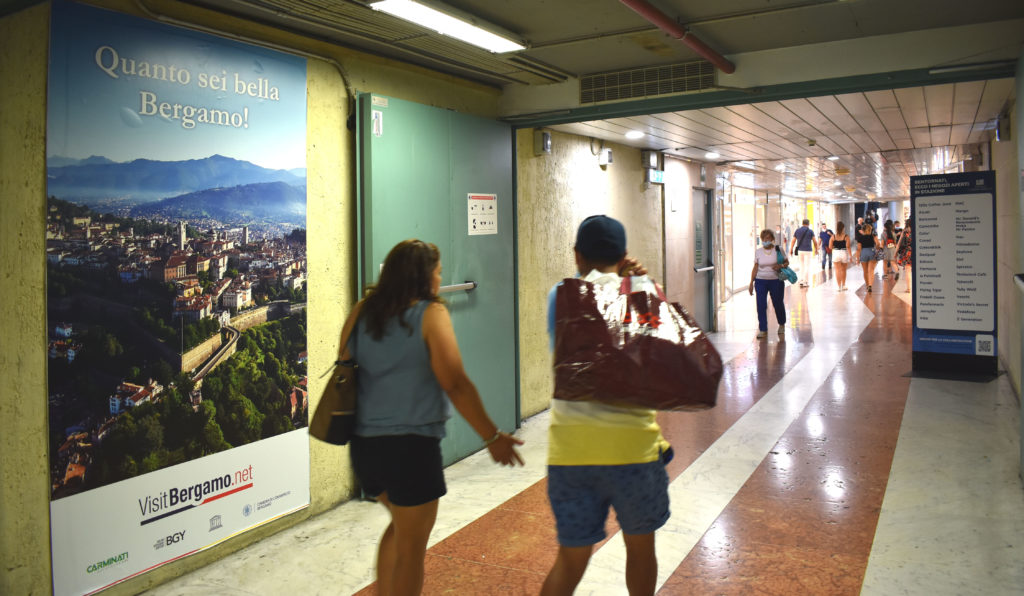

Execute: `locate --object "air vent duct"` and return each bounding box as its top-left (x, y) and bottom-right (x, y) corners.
top-left (580, 61), bottom-right (714, 104)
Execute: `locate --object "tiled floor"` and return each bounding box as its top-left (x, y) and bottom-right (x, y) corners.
top-left (146, 264), bottom-right (1024, 595)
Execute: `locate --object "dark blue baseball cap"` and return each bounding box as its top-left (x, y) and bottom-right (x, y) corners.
top-left (575, 215), bottom-right (626, 262)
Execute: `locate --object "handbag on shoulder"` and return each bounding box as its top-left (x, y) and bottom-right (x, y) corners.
top-left (310, 323), bottom-right (359, 445)
top-left (309, 358), bottom-right (358, 444)
top-left (553, 277), bottom-right (722, 411)
top-left (775, 247), bottom-right (798, 284)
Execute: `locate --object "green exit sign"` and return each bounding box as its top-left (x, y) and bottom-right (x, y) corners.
top-left (648, 169), bottom-right (664, 184)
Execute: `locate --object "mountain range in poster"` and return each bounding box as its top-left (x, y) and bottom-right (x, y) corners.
top-left (48, 154), bottom-right (306, 224)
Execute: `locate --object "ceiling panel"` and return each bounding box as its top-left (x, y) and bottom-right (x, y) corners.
top-left (952, 81), bottom-right (986, 124)
top-left (924, 84), bottom-right (955, 127)
top-left (779, 98), bottom-right (841, 137)
top-left (808, 95), bottom-right (861, 134)
top-left (715, 104), bottom-right (791, 140)
top-left (752, 102), bottom-right (822, 141)
top-left (894, 87), bottom-right (929, 128)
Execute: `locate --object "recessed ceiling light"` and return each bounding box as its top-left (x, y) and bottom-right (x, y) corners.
top-left (827, 155), bottom-right (840, 161)
top-left (775, 164), bottom-right (785, 171)
top-left (625, 130), bottom-right (645, 140)
top-left (704, 151), bottom-right (720, 159)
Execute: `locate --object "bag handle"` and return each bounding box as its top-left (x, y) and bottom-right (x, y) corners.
top-left (619, 276), bottom-right (668, 302)
top-left (322, 310), bottom-right (359, 378)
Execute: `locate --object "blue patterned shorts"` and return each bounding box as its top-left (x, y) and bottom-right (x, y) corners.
top-left (547, 457), bottom-right (670, 547)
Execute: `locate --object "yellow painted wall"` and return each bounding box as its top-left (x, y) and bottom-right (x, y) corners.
top-left (663, 156), bottom-right (717, 311)
top-left (0, 4), bottom-right (51, 593)
top-left (0, 1), bottom-right (501, 594)
top-left (993, 75), bottom-right (1022, 396)
top-left (515, 129), bottom-right (663, 418)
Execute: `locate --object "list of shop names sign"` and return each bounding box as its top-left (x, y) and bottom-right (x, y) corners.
top-left (913, 184), bottom-right (993, 331)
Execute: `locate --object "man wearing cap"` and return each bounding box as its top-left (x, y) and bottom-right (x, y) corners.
top-left (541, 215), bottom-right (672, 595)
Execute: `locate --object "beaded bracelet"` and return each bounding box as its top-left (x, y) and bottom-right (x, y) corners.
top-left (483, 432), bottom-right (501, 446)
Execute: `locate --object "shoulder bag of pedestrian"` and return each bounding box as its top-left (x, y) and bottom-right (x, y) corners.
top-left (776, 246), bottom-right (798, 284)
top-left (310, 324), bottom-right (358, 445)
top-left (553, 277), bottom-right (722, 411)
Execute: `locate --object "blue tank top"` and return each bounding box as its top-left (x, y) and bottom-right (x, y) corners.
top-left (350, 300), bottom-right (449, 438)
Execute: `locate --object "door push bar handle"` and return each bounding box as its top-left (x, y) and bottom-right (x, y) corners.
top-left (439, 281), bottom-right (477, 294)
top-left (694, 266), bottom-right (715, 273)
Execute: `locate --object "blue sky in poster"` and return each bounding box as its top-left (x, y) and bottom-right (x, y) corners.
top-left (47, 1), bottom-right (307, 171)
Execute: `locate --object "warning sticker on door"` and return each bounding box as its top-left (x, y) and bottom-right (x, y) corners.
top-left (468, 193), bottom-right (498, 235)
top-left (372, 110), bottom-right (383, 137)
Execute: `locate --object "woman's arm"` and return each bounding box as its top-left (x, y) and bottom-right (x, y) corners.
top-left (422, 302), bottom-right (523, 466)
top-left (748, 261), bottom-right (758, 295)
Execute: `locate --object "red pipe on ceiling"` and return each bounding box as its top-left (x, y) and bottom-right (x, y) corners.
top-left (618, 0), bottom-right (736, 74)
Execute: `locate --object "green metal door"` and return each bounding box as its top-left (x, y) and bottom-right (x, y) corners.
top-left (356, 93), bottom-right (517, 465)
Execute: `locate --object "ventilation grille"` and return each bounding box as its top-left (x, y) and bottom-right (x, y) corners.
top-left (580, 61), bottom-right (715, 104)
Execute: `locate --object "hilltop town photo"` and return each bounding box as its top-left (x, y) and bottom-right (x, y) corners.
top-left (46, 192), bottom-right (308, 498)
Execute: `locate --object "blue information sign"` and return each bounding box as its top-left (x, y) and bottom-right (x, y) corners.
top-left (910, 171), bottom-right (997, 375)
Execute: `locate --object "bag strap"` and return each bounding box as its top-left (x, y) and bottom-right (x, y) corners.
top-left (619, 276), bottom-right (668, 302)
top-left (322, 312), bottom-right (359, 378)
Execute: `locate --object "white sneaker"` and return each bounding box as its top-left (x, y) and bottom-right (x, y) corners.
top-left (777, 326), bottom-right (786, 336)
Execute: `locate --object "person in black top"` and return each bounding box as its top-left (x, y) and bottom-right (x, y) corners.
top-left (855, 223), bottom-right (881, 292)
top-left (830, 221), bottom-right (851, 291)
top-left (880, 220), bottom-right (898, 280)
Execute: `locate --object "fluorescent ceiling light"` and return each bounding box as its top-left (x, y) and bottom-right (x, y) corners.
top-left (704, 151), bottom-right (720, 159)
top-left (625, 130), bottom-right (645, 140)
top-left (371, 0), bottom-right (525, 53)
top-left (827, 155), bottom-right (840, 161)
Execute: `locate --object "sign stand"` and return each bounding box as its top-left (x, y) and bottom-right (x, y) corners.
top-left (910, 171), bottom-right (998, 377)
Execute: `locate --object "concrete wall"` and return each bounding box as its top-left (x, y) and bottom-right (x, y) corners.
top-left (0, 4), bottom-right (50, 592)
top-left (993, 49), bottom-right (1024, 397)
top-left (515, 129), bottom-right (663, 418)
top-left (0, 0), bottom-right (501, 594)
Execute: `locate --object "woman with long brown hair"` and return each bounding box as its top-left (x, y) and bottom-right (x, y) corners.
top-left (338, 239), bottom-right (523, 595)
top-left (855, 223), bottom-right (881, 293)
top-left (830, 221), bottom-right (851, 291)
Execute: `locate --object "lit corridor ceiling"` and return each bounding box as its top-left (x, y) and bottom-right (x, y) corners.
top-left (552, 80), bottom-right (1016, 202)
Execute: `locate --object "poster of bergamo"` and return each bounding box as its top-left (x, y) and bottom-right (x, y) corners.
top-left (46, 2), bottom-right (310, 593)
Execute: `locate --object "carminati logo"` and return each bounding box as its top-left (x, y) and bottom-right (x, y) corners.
top-left (137, 464), bottom-right (254, 526)
top-left (86, 552), bottom-right (128, 574)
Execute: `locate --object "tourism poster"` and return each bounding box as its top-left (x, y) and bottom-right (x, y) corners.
top-left (46, 2), bottom-right (309, 593)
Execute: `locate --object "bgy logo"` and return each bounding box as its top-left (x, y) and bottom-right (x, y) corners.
top-left (155, 530), bottom-right (186, 549)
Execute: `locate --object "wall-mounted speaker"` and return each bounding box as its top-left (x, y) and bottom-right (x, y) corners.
top-left (995, 113), bottom-right (1010, 142)
top-left (533, 130), bottom-right (552, 155)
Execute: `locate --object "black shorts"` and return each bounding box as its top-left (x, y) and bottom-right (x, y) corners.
top-left (350, 434), bottom-right (446, 507)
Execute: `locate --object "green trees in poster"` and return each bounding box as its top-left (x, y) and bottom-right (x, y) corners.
top-left (85, 314), bottom-right (306, 490)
